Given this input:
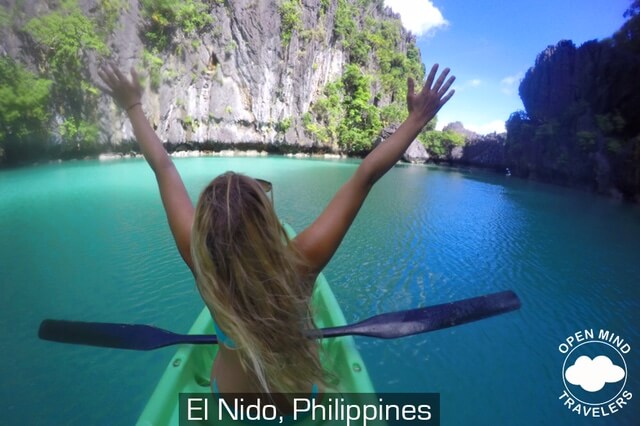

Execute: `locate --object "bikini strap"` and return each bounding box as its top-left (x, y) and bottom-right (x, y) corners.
top-left (211, 377), bottom-right (221, 395)
top-left (214, 321), bottom-right (237, 348)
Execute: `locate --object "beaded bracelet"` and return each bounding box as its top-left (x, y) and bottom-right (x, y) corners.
top-left (126, 102), bottom-right (142, 112)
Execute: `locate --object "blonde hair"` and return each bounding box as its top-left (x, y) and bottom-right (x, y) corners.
top-left (191, 172), bottom-right (325, 393)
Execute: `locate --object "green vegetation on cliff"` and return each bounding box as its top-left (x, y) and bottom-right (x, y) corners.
top-left (0, 57), bottom-right (52, 163)
top-left (0, 5), bottom-right (9, 29)
top-left (279, 0), bottom-right (302, 46)
top-left (138, 0), bottom-right (214, 94)
top-left (338, 64), bottom-right (383, 151)
top-left (24, 0), bottom-right (108, 155)
top-left (140, 0), bottom-right (213, 52)
top-left (0, 0), bottom-right (214, 164)
top-left (419, 130), bottom-right (465, 159)
top-left (304, 0), bottom-right (427, 153)
top-left (0, 0), bottom-right (111, 164)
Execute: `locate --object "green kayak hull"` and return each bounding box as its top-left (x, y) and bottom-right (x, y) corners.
top-left (136, 224), bottom-right (375, 425)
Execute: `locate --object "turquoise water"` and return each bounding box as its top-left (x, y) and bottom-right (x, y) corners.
top-left (1, 157), bottom-right (639, 425)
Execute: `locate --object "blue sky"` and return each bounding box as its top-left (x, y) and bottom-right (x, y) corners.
top-left (384, 0), bottom-right (630, 133)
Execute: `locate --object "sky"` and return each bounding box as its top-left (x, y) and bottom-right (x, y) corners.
top-left (384, 0), bottom-right (631, 134)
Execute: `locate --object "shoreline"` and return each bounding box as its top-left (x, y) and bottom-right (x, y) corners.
top-left (97, 149), bottom-right (346, 161)
top-left (3, 147), bottom-right (637, 204)
top-left (0, 143), bottom-right (350, 170)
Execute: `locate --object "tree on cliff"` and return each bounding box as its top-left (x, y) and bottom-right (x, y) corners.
top-left (613, 0), bottom-right (640, 52)
top-left (0, 57), bottom-right (52, 165)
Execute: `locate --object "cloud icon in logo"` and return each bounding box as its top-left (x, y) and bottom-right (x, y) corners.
top-left (565, 355), bottom-right (625, 392)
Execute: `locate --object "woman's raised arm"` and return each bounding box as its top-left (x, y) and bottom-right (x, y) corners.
top-left (98, 63), bottom-right (195, 271)
top-left (295, 64), bottom-right (455, 274)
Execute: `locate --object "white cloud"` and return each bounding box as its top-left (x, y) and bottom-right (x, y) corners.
top-left (465, 120), bottom-right (506, 135)
top-left (384, 0), bottom-right (448, 36)
top-left (565, 355), bottom-right (625, 393)
top-left (500, 72), bottom-right (524, 95)
top-left (453, 79), bottom-right (483, 93)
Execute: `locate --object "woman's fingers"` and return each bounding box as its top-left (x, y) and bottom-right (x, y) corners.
top-left (99, 62), bottom-right (133, 89)
top-left (424, 64), bottom-right (438, 92)
top-left (96, 61), bottom-right (143, 110)
top-left (407, 77), bottom-right (415, 96)
top-left (440, 89), bottom-right (455, 106)
top-left (131, 67), bottom-right (142, 93)
top-left (97, 66), bottom-right (116, 88)
top-left (110, 62), bottom-right (127, 83)
top-left (438, 75), bottom-right (456, 98)
top-left (95, 82), bottom-right (114, 97)
top-left (432, 68), bottom-right (450, 93)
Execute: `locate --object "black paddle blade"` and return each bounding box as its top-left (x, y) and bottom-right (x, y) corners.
top-left (38, 320), bottom-right (218, 350)
top-left (319, 290), bottom-right (521, 339)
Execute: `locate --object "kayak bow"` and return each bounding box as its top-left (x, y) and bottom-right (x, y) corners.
top-left (135, 223), bottom-right (376, 425)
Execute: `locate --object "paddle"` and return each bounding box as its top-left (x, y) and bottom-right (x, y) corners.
top-left (39, 290), bottom-right (520, 351)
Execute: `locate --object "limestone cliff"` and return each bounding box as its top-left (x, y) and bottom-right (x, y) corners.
top-left (0, 0), bottom-right (424, 163)
top-left (443, 3), bottom-right (640, 201)
top-left (505, 35), bottom-right (640, 200)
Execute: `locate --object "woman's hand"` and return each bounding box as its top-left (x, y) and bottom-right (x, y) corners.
top-left (407, 64), bottom-right (455, 127)
top-left (97, 63), bottom-right (143, 111)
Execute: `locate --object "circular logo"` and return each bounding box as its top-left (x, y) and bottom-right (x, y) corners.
top-left (562, 341), bottom-right (627, 405)
top-left (558, 329), bottom-right (633, 418)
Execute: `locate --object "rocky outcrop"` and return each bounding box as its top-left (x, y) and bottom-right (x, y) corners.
top-left (372, 124), bottom-right (429, 164)
top-left (443, 121), bottom-right (477, 142)
top-left (402, 140), bottom-right (428, 163)
top-left (461, 134), bottom-right (507, 169)
top-left (441, 122), bottom-right (507, 169)
top-left (503, 6), bottom-right (640, 201)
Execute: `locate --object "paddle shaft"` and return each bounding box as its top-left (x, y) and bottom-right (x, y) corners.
top-left (39, 290), bottom-right (520, 350)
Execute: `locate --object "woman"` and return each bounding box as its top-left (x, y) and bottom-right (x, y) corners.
top-left (98, 62), bottom-right (454, 397)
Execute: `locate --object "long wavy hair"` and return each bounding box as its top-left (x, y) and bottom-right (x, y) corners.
top-left (191, 172), bottom-right (325, 393)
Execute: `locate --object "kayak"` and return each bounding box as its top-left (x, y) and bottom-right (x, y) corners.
top-left (136, 223), bottom-right (376, 425)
